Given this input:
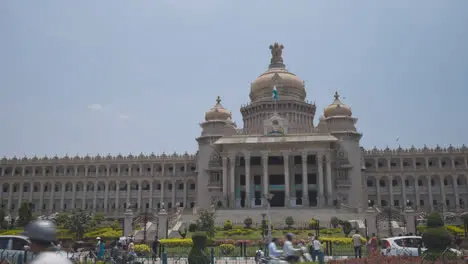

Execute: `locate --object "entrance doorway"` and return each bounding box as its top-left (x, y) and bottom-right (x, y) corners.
top-left (308, 190), bottom-right (317, 206)
top-left (270, 191), bottom-right (285, 207)
top-left (240, 191), bottom-right (246, 207)
top-left (296, 190), bottom-right (303, 205)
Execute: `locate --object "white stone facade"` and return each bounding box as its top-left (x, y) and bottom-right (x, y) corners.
top-left (1, 43), bottom-right (467, 217)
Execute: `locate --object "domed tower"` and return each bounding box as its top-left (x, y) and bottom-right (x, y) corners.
top-left (196, 96), bottom-right (236, 208)
top-left (319, 92), bottom-right (366, 211)
top-left (240, 43), bottom-right (316, 134)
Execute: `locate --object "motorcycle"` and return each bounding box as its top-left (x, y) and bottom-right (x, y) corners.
top-left (255, 246), bottom-right (312, 264)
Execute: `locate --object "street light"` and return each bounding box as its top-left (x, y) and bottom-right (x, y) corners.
top-left (263, 193), bottom-right (274, 242)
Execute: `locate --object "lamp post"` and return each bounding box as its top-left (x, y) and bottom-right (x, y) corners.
top-left (263, 193), bottom-right (274, 241)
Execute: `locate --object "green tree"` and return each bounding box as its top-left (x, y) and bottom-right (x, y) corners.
top-left (92, 213), bottom-right (105, 226)
top-left (65, 209), bottom-right (92, 240)
top-left (53, 212), bottom-right (70, 228)
top-left (422, 213), bottom-right (452, 252)
top-left (17, 202), bottom-right (33, 227)
top-left (196, 209), bottom-right (216, 238)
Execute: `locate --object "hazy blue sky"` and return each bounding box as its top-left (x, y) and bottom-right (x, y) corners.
top-left (1, 0), bottom-right (467, 157)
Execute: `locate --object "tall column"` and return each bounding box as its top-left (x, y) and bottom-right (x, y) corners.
top-left (325, 153), bottom-right (332, 205)
top-left (115, 182), bottom-right (120, 212)
top-left (427, 176), bottom-right (433, 211)
top-left (414, 178), bottom-right (420, 210)
top-left (440, 177), bottom-right (446, 210)
top-left (82, 182), bottom-right (87, 209)
top-left (183, 182), bottom-right (187, 208)
top-left (60, 183), bottom-right (65, 210)
top-left (149, 182), bottom-right (153, 210)
top-left (389, 176), bottom-right (394, 206)
top-left (262, 152), bottom-right (269, 199)
top-left (18, 182), bottom-right (24, 210)
top-left (93, 183), bottom-right (97, 212)
top-left (283, 153), bottom-right (290, 208)
top-left (171, 181), bottom-right (176, 208)
top-left (71, 183), bottom-right (76, 210)
top-left (137, 181), bottom-right (142, 210)
top-left (222, 157), bottom-right (228, 199)
top-left (229, 155), bottom-right (236, 208)
top-left (244, 153), bottom-right (251, 208)
top-left (317, 154), bottom-right (324, 207)
top-left (402, 175), bottom-right (407, 208)
top-left (39, 182), bottom-right (44, 212)
top-left (376, 178), bottom-right (381, 206)
top-left (126, 181), bottom-right (131, 207)
top-left (48, 182), bottom-right (54, 212)
top-left (301, 153), bottom-right (309, 206)
top-left (454, 177), bottom-right (460, 209)
top-left (104, 182), bottom-right (109, 212)
top-left (160, 181), bottom-right (165, 204)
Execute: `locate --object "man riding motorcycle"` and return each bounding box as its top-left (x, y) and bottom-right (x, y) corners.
top-left (268, 238), bottom-right (283, 258)
top-left (23, 220), bottom-right (73, 264)
top-left (283, 233), bottom-right (302, 263)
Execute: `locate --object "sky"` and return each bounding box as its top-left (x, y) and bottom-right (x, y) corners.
top-left (1, 0), bottom-right (467, 157)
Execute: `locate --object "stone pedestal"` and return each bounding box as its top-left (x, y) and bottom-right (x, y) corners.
top-left (405, 209), bottom-right (417, 234)
top-left (302, 196), bottom-right (309, 206)
top-left (123, 209), bottom-right (134, 237)
top-left (158, 209), bottom-right (168, 239)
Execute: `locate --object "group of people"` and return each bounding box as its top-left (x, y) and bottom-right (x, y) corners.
top-left (267, 233), bottom-right (323, 263)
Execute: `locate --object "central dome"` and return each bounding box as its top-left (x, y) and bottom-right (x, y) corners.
top-left (249, 43), bottom-right (307, 102)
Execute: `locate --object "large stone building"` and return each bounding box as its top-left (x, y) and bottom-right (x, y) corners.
top-left (1, 43), bottom-right (467, 218)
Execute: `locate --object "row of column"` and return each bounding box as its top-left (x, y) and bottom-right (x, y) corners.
top-left (221, 151), bottom-right (333, 208)
top-left (1, 180), bottom-right (190, 212)
top-left (374, 175), bottom-right (460, 210)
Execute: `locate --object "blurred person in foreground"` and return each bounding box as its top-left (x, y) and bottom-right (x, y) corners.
top-left (22, 220), bottom-right (73, 264)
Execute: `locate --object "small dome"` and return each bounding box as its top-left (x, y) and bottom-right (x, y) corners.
top-left (324, 92), bottom-right (352, 118)
top-left (250, 43), bottom-right (306, 102)
top-left (205, 96), bottom-right (232, 121)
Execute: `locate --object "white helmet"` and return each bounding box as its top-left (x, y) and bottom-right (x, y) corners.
top-left (23, 220), bottom-right (57, 242)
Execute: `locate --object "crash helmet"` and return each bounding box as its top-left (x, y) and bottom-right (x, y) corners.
top-left (23, 220), bottom-right (57, 243)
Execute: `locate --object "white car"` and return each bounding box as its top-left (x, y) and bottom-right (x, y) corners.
top-left (0, 235), bottom-right (74, 262)
top-left (380, 236), bottom-right (461, 257)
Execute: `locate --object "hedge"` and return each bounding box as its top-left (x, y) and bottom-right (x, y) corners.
top-left (0, 228), bottom-right (73, 239)
top-left (84, 227), bottom-right (122, 240)
top-left (160, 236), bottom-right (365, 247)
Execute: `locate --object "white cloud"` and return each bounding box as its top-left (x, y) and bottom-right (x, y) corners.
top-left (88, 104), bottom-right (103, 111)
top-left (118, 114), bottom-right (129, 120)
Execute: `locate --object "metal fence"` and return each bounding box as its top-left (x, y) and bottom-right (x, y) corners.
top-left (1, 246), bottom-right (465, 264)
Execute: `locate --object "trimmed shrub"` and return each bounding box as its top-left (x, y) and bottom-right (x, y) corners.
top-left (308, 218), bottom-right (318, 229)
top-left (219, 244), bottom-right (236, 255)
top-left (422, 227), bottom-right (452, 251)
top-left (285, 216), bottom-right (294, 228)
top-left (188, 232), bottom-right (210, 264)
top-left (330, 217), bottom-right (340, 228)
top-left (223, 220), bottom-right (233, 231)
top-left (134, 244), bottom-right (151, 255)
top-left (423, 213), bottom-right (452, 252)
top-left (244, 217), bottom-right (253, 228)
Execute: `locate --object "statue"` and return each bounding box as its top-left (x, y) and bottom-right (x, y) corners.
top-left (269, 42), bottom-right (284, 65)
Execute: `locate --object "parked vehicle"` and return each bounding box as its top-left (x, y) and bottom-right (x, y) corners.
top-left (380, 236), bottom-right (461, 257)
top-left (0, 235), bottom-right (75, 263)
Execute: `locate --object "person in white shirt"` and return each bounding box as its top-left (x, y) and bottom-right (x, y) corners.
top-left (311, 236), bottom-right (323, 262)
top-left (268, 238), bottom-right (283, 258)
top-left (22, 220), bottom-right (73, 264)
top-left (352, 230), bottom-right (363, 259)
top-left (283, 233), bottom-right (301, 263)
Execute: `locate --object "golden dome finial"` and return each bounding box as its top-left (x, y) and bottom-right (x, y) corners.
top-left (216, 96), bottom-right (221, 104)
top-left (334, 91), bottom-right (340, 101)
